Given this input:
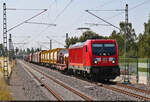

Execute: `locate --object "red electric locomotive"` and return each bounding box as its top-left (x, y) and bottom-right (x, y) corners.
top-left (68, 39), bottom-right (120, 80)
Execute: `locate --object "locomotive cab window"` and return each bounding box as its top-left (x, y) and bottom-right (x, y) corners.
top-left (92, 43), bottom-right (116, 56)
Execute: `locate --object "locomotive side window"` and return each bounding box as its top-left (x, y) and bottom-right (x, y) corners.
top-left (92, 43), bottom-right (116, 56)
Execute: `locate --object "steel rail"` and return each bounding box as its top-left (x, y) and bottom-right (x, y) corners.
top-left (29, 63), bottom-right (93, 101)
top-left (21, 62), bottom-right (64, 101)
top-left (116, 83), bottom-right (150, 94)
top-left (97, 83), bottom-right (150, 101)
top-left (29, 62), bottom-right (150, 101)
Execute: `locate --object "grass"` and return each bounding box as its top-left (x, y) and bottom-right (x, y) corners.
top-left (119, 57), bottom-right (149, 63)
top-left (138, 68), bottom-right (148, 72)
top-left (0, 69), bottom-right (13, 101)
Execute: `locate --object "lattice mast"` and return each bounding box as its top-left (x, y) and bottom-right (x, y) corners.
top-left (3, 3), bottom-right (9, 78)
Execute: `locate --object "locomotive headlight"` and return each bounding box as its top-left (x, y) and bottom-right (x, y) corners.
top-left (94, 60), bottom-right (98, 64)
top-left (112, 60), bottom-right (115, 64)
top-left (112, 58), bottom-right (116, 64)
top-left (109, 57), bottom-right (116, 64)
top-left (93, 58), bottom-right (98, 64)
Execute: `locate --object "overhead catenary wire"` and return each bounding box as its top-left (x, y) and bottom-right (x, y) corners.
top-left (86, 0), bottom-right (150, 29)
top-left (53, 0), bottom-right (73, 22)
top-left (37, 41), bottom-right (49, 49)
top-left (87, 9), bottom-right (125, 12)
top-left (85, 10), bottom-right (121, 31)
top-left (6, 8), bottom-right (46, 11)
top-left (26, 0), bottom-right (72, 49)
top-left (46, 36), bottom-right (65, 46)
top-left (21, 0), bottom-right (58, 48)
top-left (7, 9), bottom-right (47, 32)
top-left (85, 23), bottom-right (111, 26)
top-left (130, 0), bottom-right (150, 11)
top-left (100, 0), bottom-right (150, 22)
top-left (88, 0), bottom-right (150, 12)
top-left (25, 21), bottom-right (56, 26)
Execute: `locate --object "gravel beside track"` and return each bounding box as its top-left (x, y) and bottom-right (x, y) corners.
top-left (9, 60), bottom-right (50, 100)
top-left (27, 61), bottom-right (140, 101)
top-left (21, 61), bottom-right (86, 101)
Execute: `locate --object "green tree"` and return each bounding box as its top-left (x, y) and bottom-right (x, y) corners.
top-left (138, 18), bottom-right (150, 58)
top-left (65, 36), bottom-right (79, 48)
top-left (26, 48), bottom-right (31, 54)
top-left (65, 30), bottom-right (105, 48)
top-left (0, 44), bottom-right (4, 56)
top-left (109, 22), bottom-right (137, 57)
top-left (109, 30), bottom-right (124, 56)
top-left (31, 48), bottom-right (34, 54)
top-left (78, 31), bottom-right (104, 42)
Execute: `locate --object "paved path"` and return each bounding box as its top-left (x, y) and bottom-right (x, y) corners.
top-left (9, 67), bottom-right (28, 100)
top-left (0, 71), bottom-right (3, 78)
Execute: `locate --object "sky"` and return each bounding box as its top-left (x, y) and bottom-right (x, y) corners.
top-left (0, 0), bottom-right (150, 50)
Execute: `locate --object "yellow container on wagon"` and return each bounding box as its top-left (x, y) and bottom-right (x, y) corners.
top-left (49, 48), bottom-right (62, 65)
top-left (40, 50), bottom-right (47, 64)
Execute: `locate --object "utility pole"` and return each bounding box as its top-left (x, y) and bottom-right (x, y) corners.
top-left (66, 33), bottom-right (68, 48)
top-left (124, 4), bottom-right (130, 83)
top-left (9, 34), bottom-right (12, 61)
top-left (85, 4), bottom-right (130, 83)
top-left (50, 40), bottom-right (52, 50)
top-left (3, 3), bottom-right (9, 79)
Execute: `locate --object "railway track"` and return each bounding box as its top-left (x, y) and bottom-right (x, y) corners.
top-left (96, 83), bottom-right (150, 101)
top-left (25, 61), bottom-right (150, 101)
top-left (116, 83), bottom-right (150, 94)
top-left (20, 61), bottom-right (93, 101)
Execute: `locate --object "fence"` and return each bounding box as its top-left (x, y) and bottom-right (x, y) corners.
top-left (119, 58), bottom-right (150, 84)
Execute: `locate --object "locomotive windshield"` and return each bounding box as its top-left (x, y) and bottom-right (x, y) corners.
top-left (92, 43), bottom-right (116, 56)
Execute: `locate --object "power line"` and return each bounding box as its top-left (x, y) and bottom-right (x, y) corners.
top-left (26, 0), bottom-right (72, 48)
top-left (130, 0), bottom-right (150, 11)
top-left (89, 0), bottom-right (150, 25)
top-left (37, 41), bottom-right (49, 49)
top-left (54, 0), bottom-right (73, 22)
top-left (104, 0), bottom-right (150, 21)
top-left (12, 35), bottom-right (31, 38)
top-left (25, 21), bottom-right (56, 26)
top-left (7, 9), bottom-right (47, 32)
top-left (85, 10), bottom-right (121, 31)
top-left (6, 8), bottom-right (46, 11)
top-left (85, 23), bottom-right (110, 26)
top-left (87, 9), bottom-right (125, 12)
top-left (47, 0), bottom-right (58, 22)
top-left (46, 36), bottom-right (65, 46)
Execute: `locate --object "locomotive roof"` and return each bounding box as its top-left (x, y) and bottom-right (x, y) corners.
top-left (69, 39), bottom-right (116, 48)
top-left (69, 42), bottom-right (85, 48)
